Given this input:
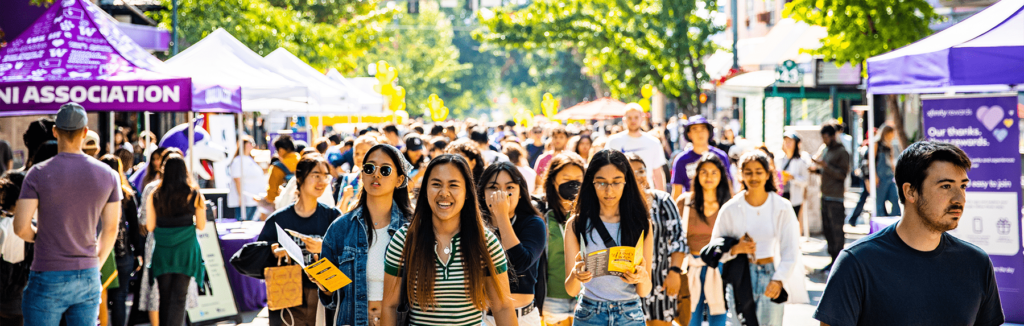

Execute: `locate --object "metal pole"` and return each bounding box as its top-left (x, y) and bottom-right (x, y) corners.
top-left (867, 92), bottom-right (876, 229)
top-left (109, 112), bottom-right (115, 154)
top-left (237, 113), bottom-right (244, 220)
top-left (188, 112), bottom-right (195, 182)
top-left (171, 0), bottom-right (179, 55)
top-left (731, 0), bottom-right (739, 69)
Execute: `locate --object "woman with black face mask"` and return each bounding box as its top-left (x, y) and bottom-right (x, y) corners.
top-left (539, 152), bottom-right (586, 326)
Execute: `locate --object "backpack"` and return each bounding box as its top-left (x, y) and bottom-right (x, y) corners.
top-left (271, 160), bottom-right (294, 182)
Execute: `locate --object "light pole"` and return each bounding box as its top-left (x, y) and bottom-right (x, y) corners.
top-left (731, 0), bottom-right (738, 69)
top-left (172, 0), bottom-right (178, 55)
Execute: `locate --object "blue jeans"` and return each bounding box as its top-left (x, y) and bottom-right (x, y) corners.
top-left (22, 268), bottom-right (101, 326)
top-left (689, 265), bottom-right (727, 326)
top-left (234, 206), bottom-right (257, 220)
top-left (572, 297), bottom-right (645, 326)
top-left (875, 180), bottom-right (901, 217)
top-left (749, 263), bottom-right (783, 326)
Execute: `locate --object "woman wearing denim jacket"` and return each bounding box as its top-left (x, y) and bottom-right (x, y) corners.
top-left (316, 144), bottom-right (413, 326)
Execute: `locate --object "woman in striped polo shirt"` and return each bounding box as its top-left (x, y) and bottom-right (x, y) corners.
top-left (381, 154), bottom-right (517, 326)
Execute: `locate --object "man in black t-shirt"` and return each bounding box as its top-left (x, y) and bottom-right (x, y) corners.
top-left (814, 141), bottom-right (1004, 326)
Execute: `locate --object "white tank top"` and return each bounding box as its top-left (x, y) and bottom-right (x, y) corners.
top-left (366, 227), bottom-right (390, 301)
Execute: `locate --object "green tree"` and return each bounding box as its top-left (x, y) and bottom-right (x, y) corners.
top-left (784, 0), bottom-right (941, 146)
top-left (355, 2), bottom-right (472, 118)
top-left (151, 0), bottom-right (399, 73)
top-left (474, 0), bottom-right (721, 115)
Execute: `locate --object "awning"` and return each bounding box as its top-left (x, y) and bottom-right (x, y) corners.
top-left (718, 71), bottom-right (777, 98)
top-left (739, 19), bottom-right (825, 71)
top-left (552, 97), bottom-right (627, 120)
top-left (867, 0), bottom-right (1024, 94)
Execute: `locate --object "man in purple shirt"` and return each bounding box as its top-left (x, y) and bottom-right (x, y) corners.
top-left (670, 115), bottom-right (732, 199)
top-left (13, 103), bottom-right (122, 326)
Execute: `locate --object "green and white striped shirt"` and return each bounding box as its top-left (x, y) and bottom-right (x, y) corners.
top-left (384, 225), bottom-right (508, 326)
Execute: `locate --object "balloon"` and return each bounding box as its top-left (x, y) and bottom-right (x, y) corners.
top-left (543, 93), bottom-right (554, 101)
top-left (384, 67), bottom-right (397, 83)
top-left (393, 86), bottom-right (406, 99)
top-left (427, 94), bottom-right (444, 112)
top-left (431, 106), bottom-right (449, 121)
top-left (376, 61), bottom-right (389, 76)
top-left (639, 98), bottom-right (651, 112)
top-left (389, 97), bottom-right (404, 111)
top-left (378, 83), bottom-right (395, 96)
top-left (641, 84), bottom-right (653, 98)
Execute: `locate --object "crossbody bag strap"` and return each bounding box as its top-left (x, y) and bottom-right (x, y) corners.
top-left (590, 218), bottom-right (619, 248)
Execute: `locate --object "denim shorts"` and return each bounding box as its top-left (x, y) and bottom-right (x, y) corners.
top-left (22, 268), bottom-right (101, 326)
top-left (543, 297), bottom-right (575, 322)
top-left (572, 296), bottom-right (645, 326)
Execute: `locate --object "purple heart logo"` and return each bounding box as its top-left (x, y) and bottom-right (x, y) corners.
top-left (976, 105), bottom-right (1004, 131)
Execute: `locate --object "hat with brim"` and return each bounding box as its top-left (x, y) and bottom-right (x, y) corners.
top-left (683, 115), bottom-right (714, 142)
top-left (83, 130), bottom-right (100, 149)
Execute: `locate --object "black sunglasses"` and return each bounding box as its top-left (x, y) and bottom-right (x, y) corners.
top-left (362, 163), bottom-right (393, 177)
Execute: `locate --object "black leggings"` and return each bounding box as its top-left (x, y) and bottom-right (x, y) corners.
top-left (157, 273), bottom-right (191, 326)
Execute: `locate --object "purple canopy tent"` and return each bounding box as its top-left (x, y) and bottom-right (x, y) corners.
top-left (0, 0), bottom-right (241, 115)
top-left (866, 0), bottom-right (1024, 321)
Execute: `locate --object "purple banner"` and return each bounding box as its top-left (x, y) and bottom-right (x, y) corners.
top-left (0, 79), bottom-right (191, 115)
top-left (922, 94), bottom-right (1024, 323)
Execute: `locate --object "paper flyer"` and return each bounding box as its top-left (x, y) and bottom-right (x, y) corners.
top-left (305, 258), bottom-right (351, 292)
top-left (275, 223), bottom-right (306, 268)
top-left (583, 231), bottom-right (644, 277)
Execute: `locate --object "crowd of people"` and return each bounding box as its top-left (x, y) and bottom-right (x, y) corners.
top-left (0, 101), bottom-right (1006, 326)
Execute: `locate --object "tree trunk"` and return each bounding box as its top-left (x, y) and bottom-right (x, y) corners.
top-left (887, 94), bottom-right (912, 148)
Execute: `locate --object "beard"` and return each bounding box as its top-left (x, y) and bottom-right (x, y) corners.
top-left (914, 194), bottom-right (959, 232)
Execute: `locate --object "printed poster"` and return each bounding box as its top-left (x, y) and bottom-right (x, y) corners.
top-left (922, 94), bottom-right (1023, 321)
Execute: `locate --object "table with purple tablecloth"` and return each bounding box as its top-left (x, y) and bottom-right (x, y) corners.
top-left (217, 219), bottom-right (267, 312)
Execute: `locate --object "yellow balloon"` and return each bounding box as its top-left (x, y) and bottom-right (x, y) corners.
top-left (393, 86), bottom-right (406, 99)
top-left (384, 67), bottom-right (397, 83)
top-left (379, 83), bottom-right (395, 96)
top-left (376, 61), bottom-right (389, 75)
top-left (638, 98), bottom-right (651, 112)
top-left (431, 106), bottom-right (449, 121)
top-left (389, 97), bottom-right (404, 110)
top-left (641, 84), bottom-right (654, 99)
top-left (543, 93), bottom-right (554, 101)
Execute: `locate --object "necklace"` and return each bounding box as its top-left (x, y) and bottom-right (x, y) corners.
top-left (436, 241), bottom-right (451, 255)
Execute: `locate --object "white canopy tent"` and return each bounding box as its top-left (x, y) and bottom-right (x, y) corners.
top-left (166, 28), bottom-right (312, 113)
top-left (263, 48), bottom-right (382, 116)
top-left (325, 68), bottom-right (387, 111)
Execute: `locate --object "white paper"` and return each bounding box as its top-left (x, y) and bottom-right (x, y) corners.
top-left (276, 223), bottom-right (306, 268)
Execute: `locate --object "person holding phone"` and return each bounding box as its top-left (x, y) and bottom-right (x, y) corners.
top-left (257, 155), bottom-right (342, 326)
top-left (563, 149), bottom-right (655, 326)
top-left (316, 144), bottom-right (413, 326)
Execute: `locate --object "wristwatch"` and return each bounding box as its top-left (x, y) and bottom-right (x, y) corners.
top-left (668, 266), bottom-right (684, 275)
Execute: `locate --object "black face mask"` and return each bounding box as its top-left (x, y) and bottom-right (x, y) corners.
top-left (557, 180), bottom-right (581, 201)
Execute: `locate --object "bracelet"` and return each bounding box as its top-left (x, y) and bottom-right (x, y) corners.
top-left (668, 266), bottom-right (683, 275)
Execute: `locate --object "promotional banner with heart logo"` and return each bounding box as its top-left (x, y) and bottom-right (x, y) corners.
top-left (922, 94), bottom-right (1023, 308)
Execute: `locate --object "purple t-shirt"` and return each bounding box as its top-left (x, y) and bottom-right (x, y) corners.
top-left (670, 146), bottom-right (732, 192)
top-left (20, 152), bottom-right (122, 271)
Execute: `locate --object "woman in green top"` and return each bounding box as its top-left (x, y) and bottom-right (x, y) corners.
top-left (381, 154), bottom-right (517, 326)
top-left (540, 152), bottom-right (586, 326)
top-left (145, 154), bottom-right (206, 326)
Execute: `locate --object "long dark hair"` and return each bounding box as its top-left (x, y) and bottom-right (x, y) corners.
top-left (27, 140), bottom-right (58, 168)
top-left (477, 162), bottom-right (541, 231)
top-left (99, 154), bottom-right (136, 199)
top-left (357, 144), bottom-right (413, 245)
top-left (739, 151), bottom-right (778, 193)
top-left (543, 152), bottom-right (586, 225)
top-left (444, 139), bottom-right (484, 184)
top-left (142, 146), bottom-right (169, 187)
top-left (689, 153), bottom-right (731, 224)
top-left (403, 154), bottom-right (499, 311)
top-left (153, 154), bottom-right (196, 216)
top-left (572, 149), bottom-right (649, 247)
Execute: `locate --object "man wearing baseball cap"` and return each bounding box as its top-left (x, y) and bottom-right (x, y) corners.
top-left (13, 103), bottom-right (123, 325)
top-left (670, 115), bottom-right (732, 199)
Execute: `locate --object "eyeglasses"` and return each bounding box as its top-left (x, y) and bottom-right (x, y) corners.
top-left (633, 169), bottom-right (646, 176)
top-left (363, 163), bottom-right (393, 177)
top-left (594, 181), bottom-right (627, 190)
top-left (308, 172), bottom-right (332, 182)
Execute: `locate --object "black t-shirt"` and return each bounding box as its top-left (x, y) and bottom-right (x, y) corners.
top-left (814, 223), bottom-right (1004, 326)
top-left (0, 140), bottom-right (12, 175)
top-left (258, 202), bottom-right (342, 288)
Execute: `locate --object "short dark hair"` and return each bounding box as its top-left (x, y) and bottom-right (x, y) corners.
top-left (274, 134), bottom-right (295, 153)
top-left (413, 126), bottom-right (425, 135)
top-left (382, 124), bottom-right (399, 135)
top-left (343, 139), bottom-right (355, 147)
top-left (469, 128), bottom-right (489, 144)
top-left (430, 125), bottom-right (444, 136)
top-left (327, 133), bottom-right (342, 144)
top-left (894, 141), bottom-right (972, 203)
top-left (820, 124), bottom-right (837, 136)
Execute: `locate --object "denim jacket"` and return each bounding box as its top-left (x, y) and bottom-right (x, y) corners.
top-left (318, 201), bottom-right (408, 325)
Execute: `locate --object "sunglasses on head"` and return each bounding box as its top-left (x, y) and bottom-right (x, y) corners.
top-left (362, 163), bottom-right (393, 177)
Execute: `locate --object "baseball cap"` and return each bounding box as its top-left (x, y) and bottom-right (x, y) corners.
top-left (783, 131), bottom-right (801, 142)
top-left (55, 103), bottom-right (87, 130)
top-left (83, 130), bottom-right (100, 150)
top-left (683, 115), bottom-right (714, 142)
top-left (405, 135), bottom-right (424, 151)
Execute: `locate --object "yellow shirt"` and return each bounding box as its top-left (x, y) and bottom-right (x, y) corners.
top-left (265, 152), bottom-right (300, 203)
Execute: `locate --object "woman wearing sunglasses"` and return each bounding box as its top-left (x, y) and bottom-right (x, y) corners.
top-left (381, 154), bottom-right (516, 326)
top-left (337, 134), bottom-right (385, 213)
top-left (316, 144), bottom-right (414, 326)
top-left (624, 153), bottom-right (687, 326)
top-left (257, 155), bottom-right (342, 326)
top-left (477, 162), bottom-right (546, 325)
top-left (564, 149), bottom-right (654, 326)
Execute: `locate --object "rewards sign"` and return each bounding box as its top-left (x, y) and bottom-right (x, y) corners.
top-left (542, 93), bottom-right (560, 118)
top-left (428, 93), bottom-right (448, 121)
